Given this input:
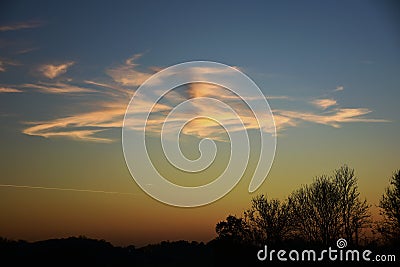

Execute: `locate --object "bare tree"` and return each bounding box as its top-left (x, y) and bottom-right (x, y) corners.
top-left (288, 186), bottom-right (317, 243)
top-left (215, 165), bottom-right (372, 247)
top-left (245, 195), bottom-right (292, 245)
top-left (378, 170), bottom-right (400, 243)
top-left (333, 165), bottom-right (370, 245)
top-left (289, 166), bottom-right (370, 245)
top-left (289, 176), bottom-right (342, 245)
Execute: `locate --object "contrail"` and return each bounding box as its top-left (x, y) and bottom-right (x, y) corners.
top-left (0, 184), bottom-right (137, 196)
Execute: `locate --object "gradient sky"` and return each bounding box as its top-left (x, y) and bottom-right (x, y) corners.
top-left (0, 0), bottom-right (399, 246)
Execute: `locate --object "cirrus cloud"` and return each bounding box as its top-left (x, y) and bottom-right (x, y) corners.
top-left (274, 108), bottom-right (388, 129)
top-left (39, 62), bottom-right (75, 79)
top-left (22, 82), bottom-right (95, 94)
top-left (107, 54), bottom-right (154, 86)
top-left (0, 20), bottom-right (44, 32)
top-left (0, 87), bottom-right (23, 93)
top-left (20, 55), bottom-right (389, 143)
top-left (311, 98), bottom-right (337, 109)
top-left (334, 85), bottom-right (344, 92)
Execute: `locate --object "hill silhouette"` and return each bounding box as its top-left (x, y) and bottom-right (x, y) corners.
top-left (0, 236), bottom-right (213, 266)
top-left (1, 235), bottom-right (398, 266)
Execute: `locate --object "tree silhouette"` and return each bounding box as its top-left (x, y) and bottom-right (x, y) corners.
top-left (215, 215), bottom-right (251, 244)
top-left (245, 195), bottom-right (292, 245)
top-left (378, 170), bottom-right (400, 244)
top-left (288, 166), bottom-right (371, 246)
top-left (289, 175), bottom-right (342, 245)
top-left (215, 165), bottom-right (373, 247)
top-left (333, 165), bottom-right (370, 245)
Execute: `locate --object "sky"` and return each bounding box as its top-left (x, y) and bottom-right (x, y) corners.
top-left (0, 0), bottom-right (399, 246)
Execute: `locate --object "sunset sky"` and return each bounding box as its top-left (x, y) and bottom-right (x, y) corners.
top-left (0, 0), bottom-right (399, 246)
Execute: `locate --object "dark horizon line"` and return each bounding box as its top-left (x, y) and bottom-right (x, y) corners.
top-left (0, 234), bottom-right (216, 248)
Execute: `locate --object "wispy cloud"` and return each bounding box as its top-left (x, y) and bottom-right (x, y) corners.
top-left (0, 20), bottom-right (44, 32)
top-left (0, 59), bottom-right (20, 72)
top-left (0, 87), bottom-right (23, 93)
top-left (23, 101), bottom-right (126, 142)
top-left (187, 82), bottom-right (277, 102)
top-left (22, 80), bottom-right (388, 142)
top-left (23, 82), bottom-right (95, 94)
top-left (266, 95), bottom-right (290, 100)
top-left (107, 54), bottom-right (154, 86)
top-left (125, 54), bottom-right (142, 66)
top-left (24, 129), bottom-right (111, 143)
top-left (21, 55), bottom-right (388, 143)
top-left (311, 98), bottom-right (337, 109)
top-left (84, 80), bottom-right (132, 97)
top-left (131, 83), bottom-right (277, 141)
top-left (21, 67), bottom-right (144, 142)
top-left (16, 47), bottom-right (39, 55)
top-left (275, 108), bottom-right (388, 129)
top-left (39, 62), bottom-right (75, 79)
top-left (273, 114), bottom-right (299, 131)
top-left (22, 83), bottom-right (250, 143)
top-left (334, 85), bottom-right (344, 92)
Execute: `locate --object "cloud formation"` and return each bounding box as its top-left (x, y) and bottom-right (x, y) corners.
top-left (84, 80), bottom-right (132, 97)
top-left (311, 98), bottom-right (337, 109)
top-left (274, 108), bottom-right (388, 129)
top-left (151, 83), bottom-right (272, 139)
top-left (0, 20), bottom-right (43, 32)
top-left (0, 59), bottom-right (20, 72)
top-left (0, 87), bottom-right (23, 93)
top-left (266, 95), bottom-right (290, 100)
top-left (334, 85), bottom-right (344, 91)
top-left (39, 62), bottom-right (74, 79)
top-left (107, 54), bottom-right (154, 86)
top-left (16, 47), bottom-right (39, 55)
top-left (21, 56), bottom-right (388, 143)
top-left (23, 82), bottom-right (95, 94)
top-left (23, 101), bottom-right (126, 142)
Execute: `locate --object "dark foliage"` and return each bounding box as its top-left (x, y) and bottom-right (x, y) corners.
top-left (379, 170), bottom-right (400, 244)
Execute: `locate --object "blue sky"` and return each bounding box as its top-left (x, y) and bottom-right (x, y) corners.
top-left (1, 0), bottom-right (399, 116)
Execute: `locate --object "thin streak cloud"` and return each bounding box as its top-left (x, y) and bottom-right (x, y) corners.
top-left (22, 102), bottom-right (126, 142)
top-left (84, 80), bottom-right (133, 96)
top-left (0, 87), bottom-right (23, 93)
top-left (23, 82), bottom-right (95, 94)
top-left (334, 85), bottom-right (344, 92)
top-left (266, 95), bottom-right (290, 100)
top-left (0, 20), bottom-right (44, 32)
top-left (0, 60), bottom-right (20, 72)
top-left (16, 47), bottom-right (39, 55)
top-left (275, 108), bottom-right (389, 129)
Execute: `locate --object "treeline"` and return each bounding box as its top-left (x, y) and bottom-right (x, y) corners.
top-left (0, 237), bottom-right (212, 266)
top-left (216, 165), bottom-right (400, 247)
